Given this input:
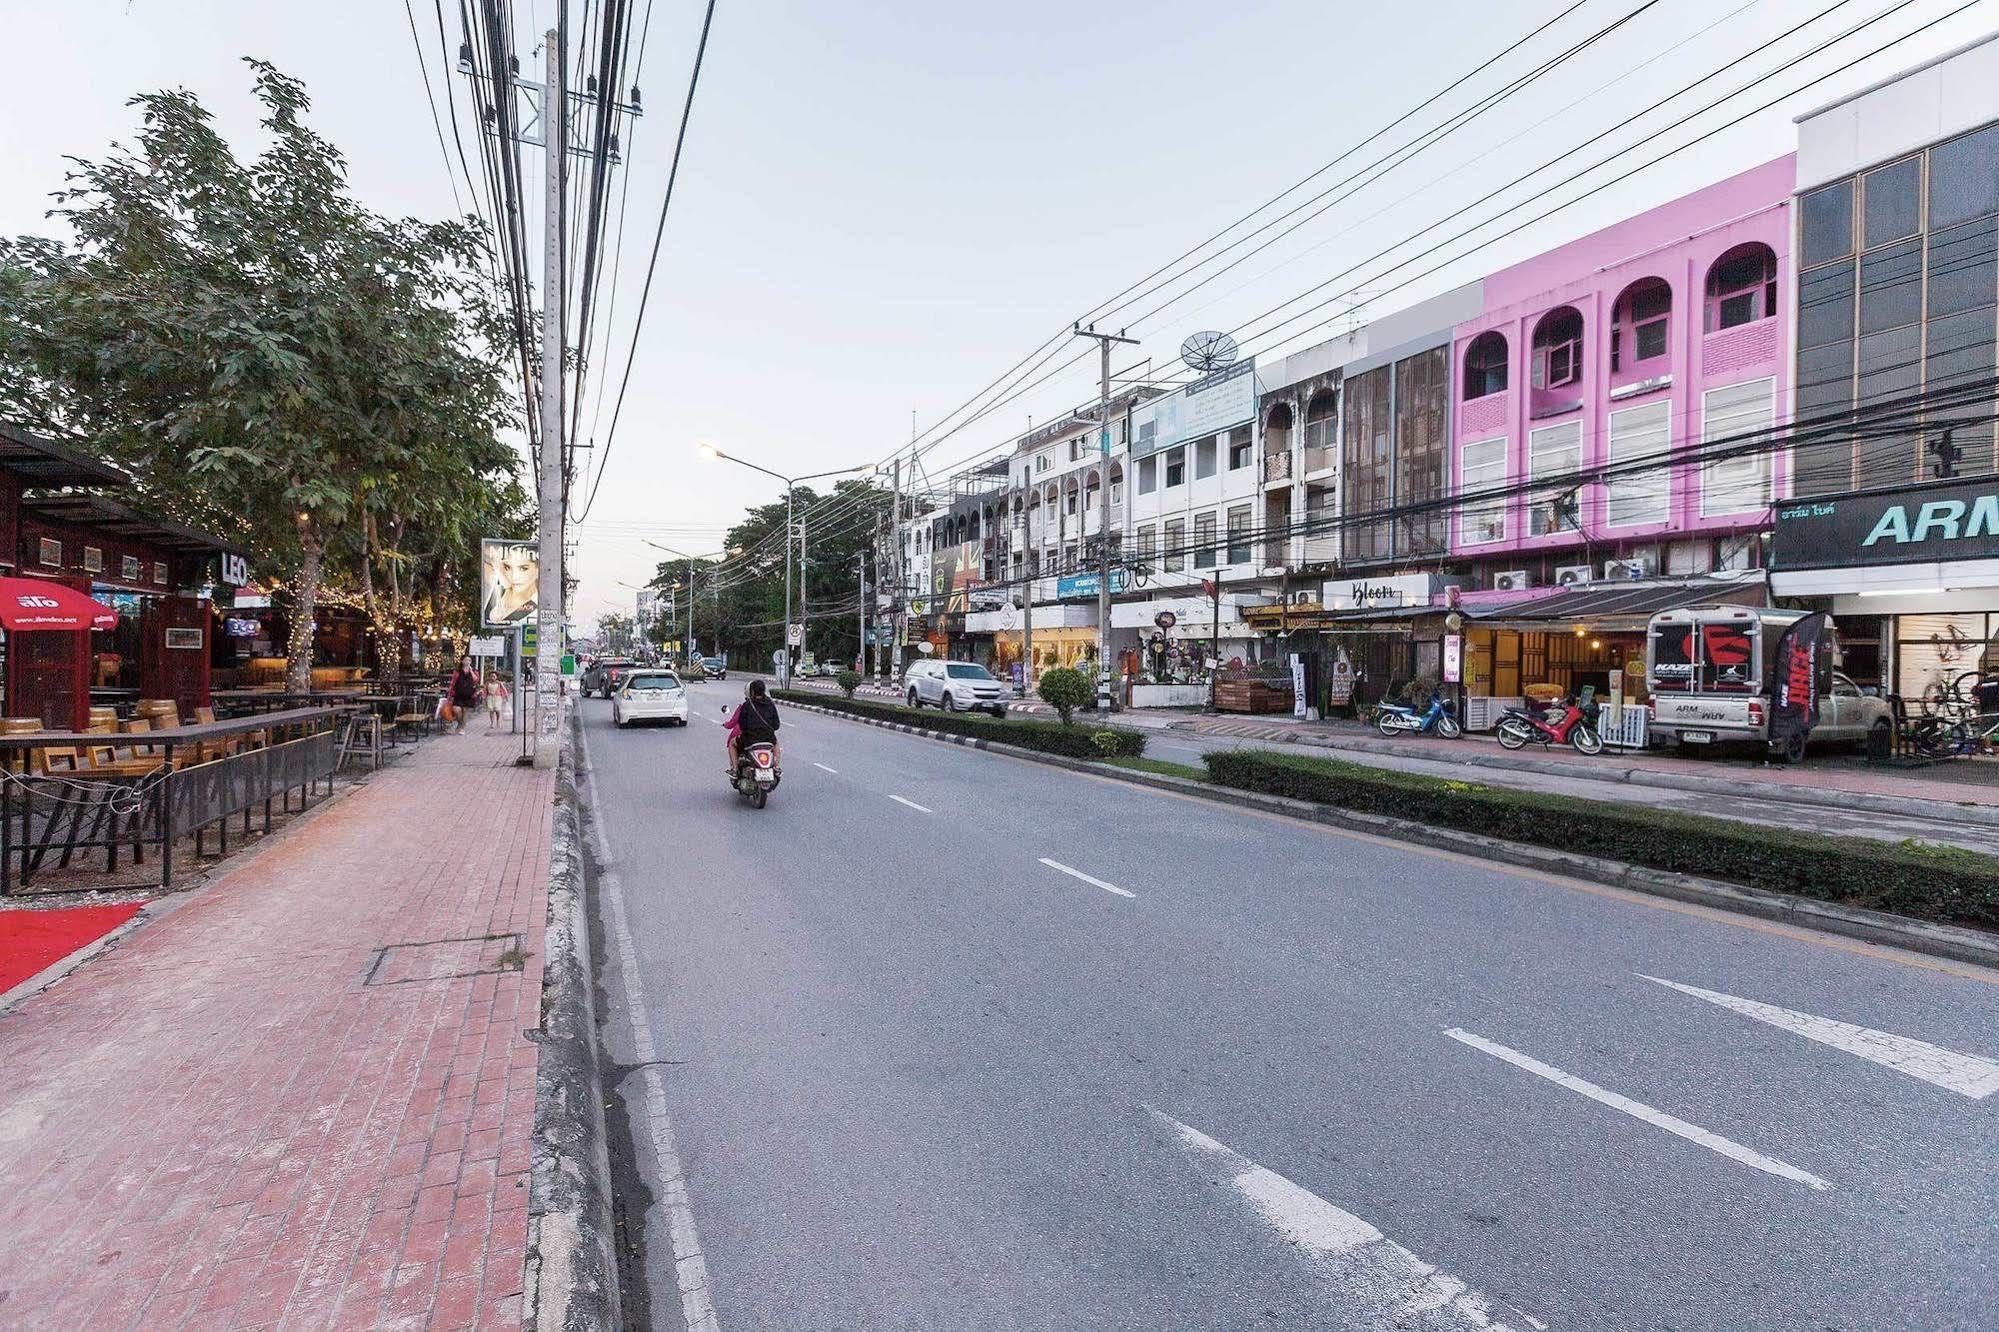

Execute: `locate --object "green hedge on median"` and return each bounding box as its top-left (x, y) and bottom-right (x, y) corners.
top-left (774, 690), bottom-right (1146, 759)
top-left (1202, 749), bottom-right (1999, 930)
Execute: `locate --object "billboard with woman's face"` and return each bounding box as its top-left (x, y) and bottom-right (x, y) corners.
top-left (482, 539), bottom-right (539, 627)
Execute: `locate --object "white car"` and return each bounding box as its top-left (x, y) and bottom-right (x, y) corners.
top-left (613, 670), bottom-right (690, 727)
top-left (904, 660), bottom-right (1010, 717)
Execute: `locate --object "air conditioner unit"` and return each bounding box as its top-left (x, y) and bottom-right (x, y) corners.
top-left (1554, 564), bottom-right (1593, 587)
top-left (1603, 556), bottom-right (1655, 580)
top-left (1492, 569), bottom-right (1533, 592)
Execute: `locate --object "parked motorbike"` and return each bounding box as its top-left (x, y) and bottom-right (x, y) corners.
top-left (1375, 693), bottom-right (1462, 739)
top-left (1495, 697), bottom-right (1603, 755)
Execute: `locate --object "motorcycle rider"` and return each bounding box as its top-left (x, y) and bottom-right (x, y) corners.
top-left (725, 678), bottom-right (782, 776)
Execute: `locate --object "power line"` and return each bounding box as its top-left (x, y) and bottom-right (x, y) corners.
top-left (575, 0), bottom-right (720, 521)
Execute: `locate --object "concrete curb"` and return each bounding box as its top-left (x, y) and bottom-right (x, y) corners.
top-left (784, 699), bottom-right (1999, 971)
top-left (525, 724), bottom-right (623, 1332)
top-left (1201, 725), bottom-right (1999, 829)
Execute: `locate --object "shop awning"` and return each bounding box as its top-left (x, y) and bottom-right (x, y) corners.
top-left (0, 577), bottom-right (118, 630)
top-left (0, 423), bottom-right (130, 489)
top-left (1466, 575), bottom-right (1766, 631)
top-left (21, 493), bottom-right (237, 554)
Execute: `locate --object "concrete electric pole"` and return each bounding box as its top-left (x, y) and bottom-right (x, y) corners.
top-left (1072, 323), bottom-right (1137, 714)
top-left (532, 29), bottom-right (566, 768)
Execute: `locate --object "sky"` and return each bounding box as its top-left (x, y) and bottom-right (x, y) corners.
top-left (3, 0), bottom-right (1997, 630)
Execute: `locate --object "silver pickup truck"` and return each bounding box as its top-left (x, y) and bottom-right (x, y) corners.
top-left (1646, 606), bottom-right (1891, 760)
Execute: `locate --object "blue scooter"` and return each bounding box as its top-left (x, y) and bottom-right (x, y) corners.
top-left (1375, 692), bottom-right (1462, 739)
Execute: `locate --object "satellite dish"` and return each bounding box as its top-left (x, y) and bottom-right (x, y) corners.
top-left (1180, 330), bottom-right (1239, 375)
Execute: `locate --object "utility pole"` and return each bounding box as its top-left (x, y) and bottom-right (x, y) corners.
top-left (797, 518), bottom-right (810, 668)
top-left (532, 28), bottom-right (565, 769)
top-left (685, 572), bottom-right (696, 664)
top-left (1073, 323), bottom-right (1138, 715)
top-left (889, 455), bottom-right (904, 684)
top-left (856, 552), bottom-right (867, 675)
top-left (781, 485), bottom-right (794, 687)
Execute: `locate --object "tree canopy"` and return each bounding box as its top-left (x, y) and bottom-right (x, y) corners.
top-left (0, 60), bottom-right (528, 686)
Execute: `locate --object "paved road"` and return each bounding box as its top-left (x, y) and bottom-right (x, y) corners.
top-left (580, 679), bottom-right (1999, 1331)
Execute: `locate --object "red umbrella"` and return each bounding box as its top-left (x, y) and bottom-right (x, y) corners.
top-left (0, 577), bottom-right (119, 631)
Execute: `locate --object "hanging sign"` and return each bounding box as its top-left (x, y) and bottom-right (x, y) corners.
top-left (1442, 633), bottom-right (1464, 684)
top-left (1327, 648), bottom-right (1355, 705)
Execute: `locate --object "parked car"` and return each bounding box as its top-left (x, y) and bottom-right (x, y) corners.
top-left (612, 670), bottom-right (689, 728)
top-left (1645, 606), bottom-right (1892, 761)
top-left (581, 657), bottom-right (636, 699)
top-left (702, 656), bottom-right (728, 680)
top-left (905, 660), bottom-right (1009, 717)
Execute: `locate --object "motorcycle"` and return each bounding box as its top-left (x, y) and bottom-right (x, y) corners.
top-left (1495, 697), bottom-right (1603, 756)
top-left (1375, 692), bottom-right (1462, 739)
top-left (722, 705), bottom-right (782, 808)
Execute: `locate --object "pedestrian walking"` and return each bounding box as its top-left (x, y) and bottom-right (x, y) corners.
top-left (484, 671), bottom-right (510, 731)
top-left (448, 655), bottom-right (481, 734)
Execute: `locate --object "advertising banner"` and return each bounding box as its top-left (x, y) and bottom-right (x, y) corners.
top-left (1768, 612), bottom-right (1829, 746)
top-left (1055, 568), bottom-right (1131, 600)
top-left (481, 538), bottom-right (538, 627)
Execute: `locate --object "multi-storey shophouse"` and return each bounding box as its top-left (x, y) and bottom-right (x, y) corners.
top-left (1445, 157), bottom-right (1795, 713)
top-left (1773, 34), bottom-right (1999, 702)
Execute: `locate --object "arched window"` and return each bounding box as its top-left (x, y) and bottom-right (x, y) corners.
top-left (1463, 331), bottom-right (1508, 399)
top-left (1530, 306), bottom-right (1584, 391)
top-left (1705, 242), bottom-right (1778, 332)
top-left (1610, 277), bottom-right (1672, 374)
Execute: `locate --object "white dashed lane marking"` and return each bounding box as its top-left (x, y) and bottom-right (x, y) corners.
top-left (812, 762), bottom-right (838, 774)
top-left (1038, 858), bottom-right (1135, 898)
top-left (1149, 1107), bottom-right (1527, 1331)
top-left (889, 795), bottom-right (932, 813)
top-left (1445, 1028), bottom-right (1832, 1191)
top-left (1640, 975), bottom-right (1999, 1099)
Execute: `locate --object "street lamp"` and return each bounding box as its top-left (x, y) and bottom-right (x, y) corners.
top-left (698, 445), bottom-right (872, 684)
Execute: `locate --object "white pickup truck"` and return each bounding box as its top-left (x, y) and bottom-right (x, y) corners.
top-left (1646, 606), bottom-right (1892, 760)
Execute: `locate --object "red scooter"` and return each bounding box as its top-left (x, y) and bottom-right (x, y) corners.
top-left (1495, 697), bottom-right (1604, 755)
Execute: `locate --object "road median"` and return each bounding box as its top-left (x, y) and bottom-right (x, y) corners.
top-left (781, 696), bottom-right (1999, 969)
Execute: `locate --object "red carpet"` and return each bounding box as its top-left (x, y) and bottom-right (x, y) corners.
top-left (0, 904), bottom-right (142, 991)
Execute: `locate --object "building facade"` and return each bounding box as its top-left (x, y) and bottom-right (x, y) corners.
top-left (1774, 33), bottom-right (1999, 701)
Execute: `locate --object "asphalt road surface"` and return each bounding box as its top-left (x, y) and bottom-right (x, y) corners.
top-left (579, 678), bottom-right (1999, 1331)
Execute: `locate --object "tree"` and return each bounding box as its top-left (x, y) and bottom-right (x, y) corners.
top-left (597, 612), bottom-right (635, 655)
top-left (1037, 667), bottom-right (1091, 725)
top-left (0, 61), bottom-right (523, 691)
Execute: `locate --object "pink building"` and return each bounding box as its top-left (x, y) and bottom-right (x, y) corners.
top-left (1449, 157), bottom-right (1794, 582)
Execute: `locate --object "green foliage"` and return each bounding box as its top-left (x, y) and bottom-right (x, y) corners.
top-left (834, 668), bottom-right (862, 698)
top-left (1099, 756), bottom-right (1206, 782)
top-left (1036, 666), bottom-right (1092, 725)
top-left (775, 691), bottom-right (1145, 759)
top-left (0, 61), bottom-right (525, 686)
top-left (1200, 749), bottom-right (1999, 929)
top-left (1397, 673), bottom-right (1440, 708)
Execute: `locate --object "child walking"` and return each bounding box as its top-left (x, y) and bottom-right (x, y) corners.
top-left (484, 671), bottom-right (510, 731)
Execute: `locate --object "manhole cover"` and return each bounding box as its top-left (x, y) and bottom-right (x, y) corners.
top-left (364, 933), bottom-right (524, 985)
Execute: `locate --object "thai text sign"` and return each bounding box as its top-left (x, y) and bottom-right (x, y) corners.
top-left (1774, 479), bottom-right (1999, 570)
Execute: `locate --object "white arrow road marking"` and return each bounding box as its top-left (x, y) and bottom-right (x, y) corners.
top-left (1445, 1028), bottom-right (1831, 1191)
top-left (812, 762), bottom-right (838, 774)
top-left (889, 794), bottom-right (932, 813)
top-left (1640, 975), bottom-right (1999, 1100)
top-left (1038, 857), bottom-right (1135, 898)
top-left (1146, 1107), bottom-right (1523, 1331)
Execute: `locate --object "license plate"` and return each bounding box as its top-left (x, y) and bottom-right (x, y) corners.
top-left (754, 769), bottom-right (774, 784)
top-left (1680, 730), bottom-right (1713, 744)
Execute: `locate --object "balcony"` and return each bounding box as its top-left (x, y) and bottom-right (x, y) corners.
top-left (1263, 452), bottom-right (1293, 485)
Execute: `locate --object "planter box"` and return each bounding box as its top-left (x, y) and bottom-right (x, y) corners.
top-left (1213, 679), bottom-right (1295, 714)
top-left (1130, 683), bottom-right (1210, 709)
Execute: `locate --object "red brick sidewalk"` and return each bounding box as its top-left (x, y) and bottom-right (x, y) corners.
top-left (0, 728), bottom-right (553, 1330)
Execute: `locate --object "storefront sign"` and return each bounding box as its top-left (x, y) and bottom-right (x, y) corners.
top-left (1056, 568), bottom-right (1130, 599)
top-left (1774, 478), bottom-right (1999, 570)
top-left (165, 627), bottom-right (203, 650)
top-left (1324, 572), bottom-right (1439, 609)
top-left (218, 552), bottom-right (250, 587)
top-left (1769, 612), bottom-right (1828, 744)
top-left (1442, 634), bottom-right (1463, 684)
